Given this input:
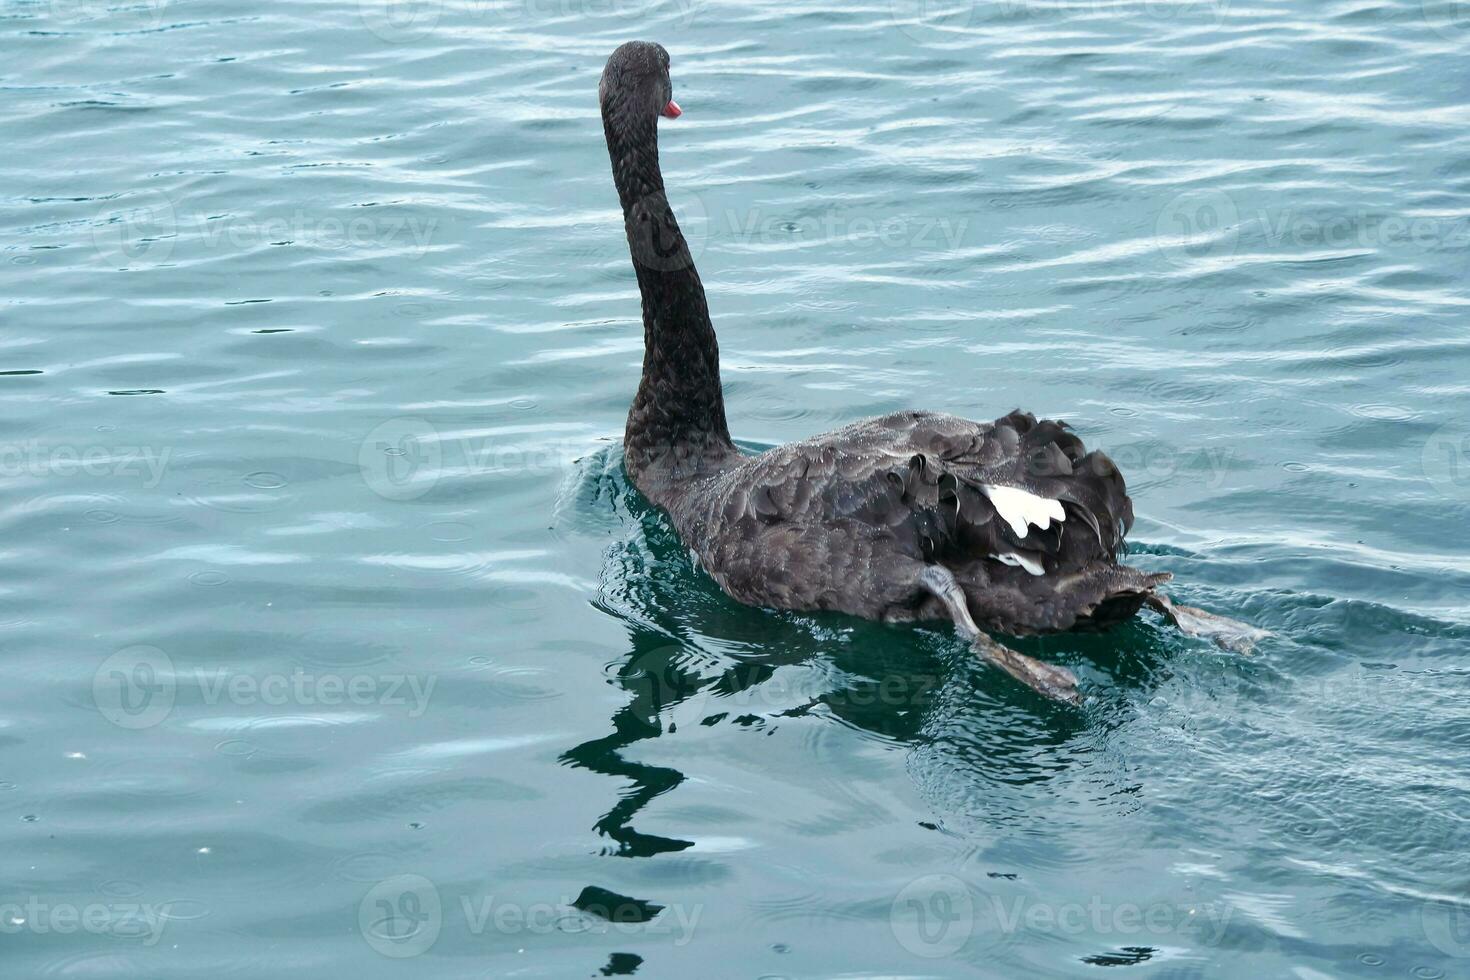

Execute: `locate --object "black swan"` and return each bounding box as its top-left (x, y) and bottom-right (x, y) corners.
top-left (599, 41), bottom-right (1265, 703)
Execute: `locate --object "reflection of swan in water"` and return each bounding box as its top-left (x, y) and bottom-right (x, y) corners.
top-left (557, 448), bottom-right (1179, 853)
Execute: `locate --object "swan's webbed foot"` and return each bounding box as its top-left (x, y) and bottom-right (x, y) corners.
top-left (1146, 593), bottom-right (1269, 654)
top-left (917, 565), bottom-right (1083, 706)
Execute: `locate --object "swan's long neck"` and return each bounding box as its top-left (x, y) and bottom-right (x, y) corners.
top-left (603, 102), bottom-right (736, 498)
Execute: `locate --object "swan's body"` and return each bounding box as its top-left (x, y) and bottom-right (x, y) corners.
top-left (644, 408), bottom-right (1164, 634)
top-left (601, 42), bottom-right (1264, 701)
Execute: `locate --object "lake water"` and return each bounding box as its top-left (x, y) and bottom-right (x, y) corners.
top-left (2, 0), bottom-right (1469, 976)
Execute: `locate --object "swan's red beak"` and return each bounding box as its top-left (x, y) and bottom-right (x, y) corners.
top-left (661, 99), bottom-right (682, 119)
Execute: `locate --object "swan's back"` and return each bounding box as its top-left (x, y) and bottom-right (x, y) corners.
top-left (663, 409), bottom-right (1166, 634)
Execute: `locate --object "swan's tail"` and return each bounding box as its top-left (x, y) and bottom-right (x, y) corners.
top-left (894, 410), bottom-right (1137, 578)
top-left (954, 560), bottom-right (1170, 636)
top-left (886, 410), bottom-right (1164, 634)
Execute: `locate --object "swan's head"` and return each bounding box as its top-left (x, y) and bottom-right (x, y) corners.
top-left (600, 41), bottom-right (682, 126)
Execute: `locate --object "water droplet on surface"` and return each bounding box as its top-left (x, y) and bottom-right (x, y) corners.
top-left (98, 879), bottom-right (142, 898)
top-left (425, 521), bottom-right (474, 542)
top-left (214, 738), bottom-right (258, 757)
top-left (554, 914), bottom-right (590, 933)
top-left (244, 471), bottom-right (286, 489)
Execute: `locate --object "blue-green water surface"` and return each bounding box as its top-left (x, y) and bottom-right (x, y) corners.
top-left (2, 1), bottom-right (1470, 976)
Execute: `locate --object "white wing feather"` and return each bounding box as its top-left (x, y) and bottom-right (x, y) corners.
top-left (982, 484), bottom-right (1065, 539)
